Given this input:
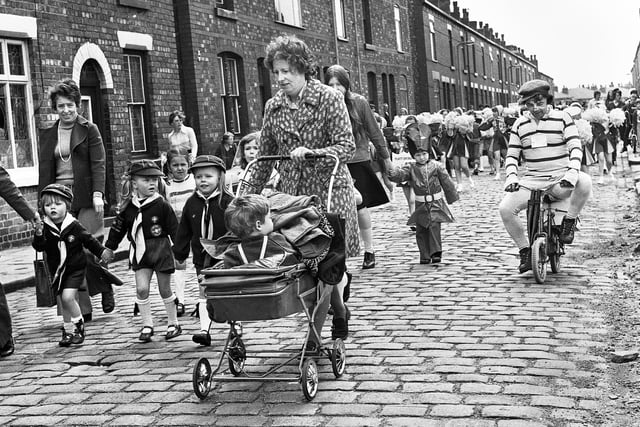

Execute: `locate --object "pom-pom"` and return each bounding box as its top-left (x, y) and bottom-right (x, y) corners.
top-left (429, 113), bottom-right (444, 125)
top-left (454, 114), bottom-right (474, 134)
top-left (493, 105), bottom-right (504, 115)
top-left (574, 119), bottom-right (592, 145)
top-left (609, 108), bottom-right (625, 127)
top-left (392, 115), bottom-right (407, 130)
top-left (481, 107), bottom-right (493, 121)
top-left (503, 107), bottom-right (517, 117)
top-left (444, 111), bottom-right (459, 128)
top-left (582, 108), bottom-right (608, 125)
top-left (416, 112), bottom-right (431, 125)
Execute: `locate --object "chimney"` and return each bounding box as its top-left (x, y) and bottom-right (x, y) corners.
top-left (452, 1), bottom-right (460, 18)
top-left (462, 8), bottom-right (469, 23)
top-left (469, 20), bottom-right (477, 29)
top-left (562, 86), bottom-right (568, 94)
top-left (437, 0), bottom-right (450, 13)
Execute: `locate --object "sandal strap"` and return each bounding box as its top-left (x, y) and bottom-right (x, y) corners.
top-left (141, 326), bottom-right (154, 334)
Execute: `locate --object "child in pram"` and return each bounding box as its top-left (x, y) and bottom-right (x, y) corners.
top-left (218, 193), bottom-right (347, 352)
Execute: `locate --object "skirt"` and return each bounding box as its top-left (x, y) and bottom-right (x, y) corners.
top-left (132, 238), bottom-right (176, 274)
top-left (347, 161), bottom-right (390, 210)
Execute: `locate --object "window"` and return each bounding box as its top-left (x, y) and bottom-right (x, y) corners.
top-left (381, 73), bottom-right (389, 108)
top-left (489, 47), bottom-right (494, 79)
top-left (388, 74), bottom-right (397, 118)
top-left (428, 20), bottom-right (436, 61)
top-left (367, 72), bottom-right (378, 110)
top-left (216, 0), bottom-right (234, 10)
top-left (481, 46), bottom-right (486, 76)
top-left (124, 54), bottom-right (147, 152)
top-left (461, 37), bottom-right (468, 71)
top-left (218, 53), bottom-right (243, 134)
top-left (448, 29), bottom-right (454, 66)
top-left (471, 44), bottom-right (477, 74)
top-left (398, 75), bottom-right (409, 113)
top-left (394, 5), bottom-right (403, 52)
top-left (362, 0), bottom-right (372, 44)
top-left (433, 79), bottom-right (440, 111)
top-left (334, 0), bottom-right (346, 39)
top-left (497, 53), bottom-right (503, 82)
top-left (257, 58), bottom-right (272, 115)
top-left (0, 40), bottom-right (36, 176)
top-left (275, 0), bottom-right (301, 27)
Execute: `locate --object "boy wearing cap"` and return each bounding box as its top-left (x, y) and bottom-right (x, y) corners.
top-left (499, 79), bottom-right (592, 274)
top-left (33, 184), bottom-right (110, 347)
top-left (103, 160), bottom-right (181, 342)
top-left (173, 155), bottom-right (234, 346)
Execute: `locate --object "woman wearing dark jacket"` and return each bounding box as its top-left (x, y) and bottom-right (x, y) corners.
top-left (325, 64), bottom-right (392, 270)
top-left (38, 79), bottom-right (113, 318)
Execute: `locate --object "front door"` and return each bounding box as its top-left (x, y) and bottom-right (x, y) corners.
top-left (79, 60), bottom-right (115, 216)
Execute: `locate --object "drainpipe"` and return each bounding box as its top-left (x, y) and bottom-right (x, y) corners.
top-left (351, 0), bottom-right (363, 91)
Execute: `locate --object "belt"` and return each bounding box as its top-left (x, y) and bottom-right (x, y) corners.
top-left (415, 192), bottom-right (443, 202)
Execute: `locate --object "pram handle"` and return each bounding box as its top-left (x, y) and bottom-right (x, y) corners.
top-left (238, 153), bottom-right (340, 211)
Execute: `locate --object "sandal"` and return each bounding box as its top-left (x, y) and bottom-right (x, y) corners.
top-left (176, 300), bottom-right (185, 317)
top-left (165, 324), bottom-right (182, 340)
top-left (139, 326), bottom-right (154, 342)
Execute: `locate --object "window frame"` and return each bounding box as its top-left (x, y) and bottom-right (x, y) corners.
top-left (124, 53), bottom-right (148, 153)
top-left (428, 20), bottom-right (437, 61)
top-left (0, 39), bottom-right (37, 186)
top-left (218, 54), bottom-right (242, 135)
top-left (334, 0), bottom-right (347, 40)
top-left (274, 0), bottom-right (302, 27)
top-left (394, 5), bottom-right (403, 52)
top-left (362, 0), bottom-right (373, 45)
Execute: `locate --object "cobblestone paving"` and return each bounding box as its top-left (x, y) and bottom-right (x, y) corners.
top-left (0, 170), bottom-right (635, 426)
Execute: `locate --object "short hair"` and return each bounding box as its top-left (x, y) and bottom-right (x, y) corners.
top-left (265, 34), bottom-right (316, 79)
top-left (166, 147), bottom-right (191, 167)
top-left (222, 132), bottom-right (234, 142)
top-left (40, 192), bottom-right (71, 211)
top-left (631, 89), bottom-right (638, 95)
top-left (168, 110), bottom-right (185, 125)
top-left (225, 194), bottom-right (270, 239)
top-left (49, 79), bottom-right (81, 110)
top-left (593, 91), bottom-right (601, 97)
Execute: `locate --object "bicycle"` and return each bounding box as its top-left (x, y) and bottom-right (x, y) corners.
top-left (524, 183), bottom-right (570, 284)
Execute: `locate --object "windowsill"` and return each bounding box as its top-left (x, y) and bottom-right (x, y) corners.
top-left (118, 0), bottom-right (151, 9)
top-left (337, 36), bottom-right (349, 42)
top-left (6, 167), bottom-right (38, 188)
top-left (474, 72), bottom-right (478, 77)
top-left (450, 66), bottom-right (456, 71)
top-left (397, 50), bottom-right (406, 54)
top-left (491, 78), bottom-right (495, 82)
top-left (216, 8), bottom-right (237, 20)
top-left (364, 43), bottom-right (376, 51)
top-left (463, 70), bottom-right (468, 74)
top-left (431, 59), bottom-right (438, 64)
top-left (274, 19), bottom-right (305, 30)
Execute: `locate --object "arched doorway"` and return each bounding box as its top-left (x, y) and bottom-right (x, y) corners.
top-left (79, 60), bottom-right (115, 215)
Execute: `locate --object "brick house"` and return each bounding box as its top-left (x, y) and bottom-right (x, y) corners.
top-left (0, 0), bottom-right (182, 247)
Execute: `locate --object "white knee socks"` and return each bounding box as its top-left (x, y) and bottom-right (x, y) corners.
top-left (359, 227), bottom-right (374, 253)
top-left (199, 298), bottom-right (210, 332)
top-left (136, 298), bottom-right (153, 328)
top-left (173, 269), bottom-right (185, 303)
top-left (163, 295), bottom-right (178, 326)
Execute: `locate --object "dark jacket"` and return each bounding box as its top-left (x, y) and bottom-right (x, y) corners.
top-left (32, 216), bottom-right (105, 292)
top-left (349, 93), bottom-right (390, 164)
top-left (173, 192), bottom-right (233, 268)
top-left (223, 233), bottom-right (300, 269)
top-left (38, 116), bottom-right (106, 212)
top-left (0, 166), bottom-right (36, 221)
top-left (105, 197), bottom-right (178, 251)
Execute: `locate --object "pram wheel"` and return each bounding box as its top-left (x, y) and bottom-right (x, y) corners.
top-left (192, 357), bottom-right (212, 400)
top-left (228, 336), bottom-right (246, 376)
top-left (331, 338), bottom-right (346, 378)
top-left (300, 358), bottom-right (319, 401)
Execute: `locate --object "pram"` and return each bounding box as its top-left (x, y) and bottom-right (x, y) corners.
top-left (192, 153), bottom-right (347, 401)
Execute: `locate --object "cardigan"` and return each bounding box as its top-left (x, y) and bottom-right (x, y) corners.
top-left (38, 116), bottom-right (106, 212)
top-left (173, 191), bottom-right (233, 268)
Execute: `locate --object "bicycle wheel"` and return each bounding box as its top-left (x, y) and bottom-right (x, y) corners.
top-left (550, 250), bottom-right (561, 273)
top-left (531, 236), bottom-right (547, 284)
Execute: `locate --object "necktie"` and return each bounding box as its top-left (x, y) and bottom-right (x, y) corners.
top-left (197, 190), bottom-right (220, 240)
top-left (44, 215), bottom-right (75, 289)
top-left (130, 193), bottom-right (161, 263)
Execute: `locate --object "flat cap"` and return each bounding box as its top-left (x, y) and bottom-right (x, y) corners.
top-left (189, 155), bottom-right (226, 173)
top-left (129, 159), bottom-right (164, 177)
top-left (41, 183), bottom-right (73, 201)
top-left (518, 79), bottom-right (551, 104)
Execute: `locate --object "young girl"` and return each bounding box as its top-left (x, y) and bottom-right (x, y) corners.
top-left (446, 113), bottom-right (475, 190)
top-left (173, 155), bottom-right (234, 346)
top-left (388, 123), bottom-right (459, 264)
top-left (33, 184), bottom-right (109, 347)
top-left (165, 148), bottom-right (196, 316)
top-left (228, 132), bottom-right (279, 195)
top-left (103, 160), bottom-right (180, 342)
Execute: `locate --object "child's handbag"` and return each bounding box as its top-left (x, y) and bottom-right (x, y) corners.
top-left (34, 251), bottom-right (56, 308)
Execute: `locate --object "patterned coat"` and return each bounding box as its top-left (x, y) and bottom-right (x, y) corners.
top-left (247, 79), bottom-right (359, 257)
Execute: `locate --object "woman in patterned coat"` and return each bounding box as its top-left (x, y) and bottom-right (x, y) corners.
top-left (246, 35), bottom-right (357, 342)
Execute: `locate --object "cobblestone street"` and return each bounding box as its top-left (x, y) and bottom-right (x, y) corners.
top-left (0, 168), bottom-right (638, 426)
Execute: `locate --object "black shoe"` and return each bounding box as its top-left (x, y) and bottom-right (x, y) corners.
top-left (559, 217), bottom-right (577, 244)
top-left (473, 168), bottom-right (479, 175)
top-left (0, 338), bottom-right (15, 357)
top-left (139, 326), bottom-right (154, 342)
top-left (343, 272), bottom-right (352, 303)
top-left (362, 252), bottom-right (375, 269)
top-left (133, 303), bottom-right (139, 316)
top-left (176, 300), bottom-right (185, 317)
top-left (192, 331), bottom-right (211, 346)
top-left (519, 248), bottom-right (532, 273)
top-left (59, 328), bottom-right (73, 347)
top-left (165, 324), bottom-right (182, 340)
top-left (331, 317), bottom-right (348, 340)
top-left (101, 291), bottom-right (115, 314)
top-left (71, 319), bottom-right (85, 345)
top-left (420, 259), bottom-right (431, 264)
top-left (431, 252), bottom-right (442, 264)
top-left (190, 302), bottom-right (200, 318)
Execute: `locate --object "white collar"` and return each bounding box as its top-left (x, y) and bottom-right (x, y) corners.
top-left (44, 213), bottom-right (76, 234)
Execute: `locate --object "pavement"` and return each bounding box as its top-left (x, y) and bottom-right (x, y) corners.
top-left (0, 161), bottom-right (638, 426)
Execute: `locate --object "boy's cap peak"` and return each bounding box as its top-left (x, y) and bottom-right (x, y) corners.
top-left (189, 155), bottom-right (226, 173)
top-left (129, 159), bottom-right (164, 176)
top-left (41, 183), bottom-right (73, 201)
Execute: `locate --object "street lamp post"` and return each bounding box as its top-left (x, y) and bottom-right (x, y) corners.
top-left (455, 40), bottom-right (474, 109)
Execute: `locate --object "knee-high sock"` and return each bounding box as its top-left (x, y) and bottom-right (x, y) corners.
top-left (359, 227), bottom-right (374, 253)
top-left (163, 295), bottom-right (178, 326)
top-left (173, 269), bottom-right (185, 303)
top-left (199, 298), bottom-right (210, 332)
top-left (136, 298), bottom-right (153, 328)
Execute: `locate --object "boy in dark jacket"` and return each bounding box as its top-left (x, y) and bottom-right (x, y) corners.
top-left (33, 184), bottom-right (109, 347)
top-left (103, 160), bottom-right (180, 342)
top-left (172, 155), bottom-right (233, 346)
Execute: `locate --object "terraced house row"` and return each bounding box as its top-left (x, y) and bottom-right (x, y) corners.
top-left (0, 0), bottom-right (551, 247)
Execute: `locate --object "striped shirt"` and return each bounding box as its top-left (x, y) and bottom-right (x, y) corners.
top-left (505, 109), bottom-right (581, 185)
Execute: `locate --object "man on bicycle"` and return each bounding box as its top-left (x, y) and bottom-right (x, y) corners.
top-left (499, 79), bottom-right (593, 273)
